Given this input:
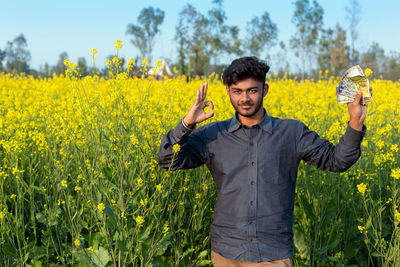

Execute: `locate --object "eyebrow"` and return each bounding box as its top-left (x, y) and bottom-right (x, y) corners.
top-left (230, 86), bottom-right (259, 91)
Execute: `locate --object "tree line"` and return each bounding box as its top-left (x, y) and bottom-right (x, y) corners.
top-left (1, 0), bottom-right (400, 80)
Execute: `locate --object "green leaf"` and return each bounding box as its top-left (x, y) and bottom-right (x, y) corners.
top-left (197, 250), bottom-right (208, 259)
top-left (90, 246), bottom-right (110, 267)
top-left (196, 260), bottom-right (211, 266)
top-left (138, 225), bottom-right (152, 242)
top-left (1, 243), bottom-right (18, 258)
top-left (180, 248), bottom-right (194, 260)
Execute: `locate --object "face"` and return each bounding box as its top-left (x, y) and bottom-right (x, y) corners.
top-left (226, 77), bottom-right (269, 118)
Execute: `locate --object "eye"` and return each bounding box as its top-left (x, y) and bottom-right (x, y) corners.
top-left (249, 89), bottom-right (258, 94)
top-left (232, 90), bottom-right (241, 94)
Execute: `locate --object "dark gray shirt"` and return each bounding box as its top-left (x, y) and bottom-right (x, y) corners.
top-left (158, 109), bottom-right (365, 262)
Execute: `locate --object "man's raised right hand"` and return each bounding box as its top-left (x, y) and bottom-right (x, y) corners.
top-left (183, 82), bottom-right (214, 128)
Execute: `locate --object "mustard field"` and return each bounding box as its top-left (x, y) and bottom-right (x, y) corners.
top-left (0, 63), bottom-right (399, 266)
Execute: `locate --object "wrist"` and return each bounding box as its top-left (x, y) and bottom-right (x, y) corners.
top-left (349, 120), bottom-right (363, 131)
top-left (183, 117), bottom-right (195, 129)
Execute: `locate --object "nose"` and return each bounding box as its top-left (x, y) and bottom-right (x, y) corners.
top-left (241, 91), bottom-right (251, 102)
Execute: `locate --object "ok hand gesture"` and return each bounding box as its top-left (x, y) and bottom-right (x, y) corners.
top-left (183, 83), bottom-right (214, 128)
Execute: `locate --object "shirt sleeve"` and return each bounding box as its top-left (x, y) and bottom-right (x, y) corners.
top-left (158, 118), bottom-right (207, 170)
top-left (296, 122), bottom-right (366, 172)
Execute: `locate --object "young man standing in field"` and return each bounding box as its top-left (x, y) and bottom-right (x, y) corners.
top-left (158, 57), bottom-right (367, 266)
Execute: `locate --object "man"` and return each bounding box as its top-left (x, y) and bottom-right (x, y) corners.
top-left (158, 57), bottom-right (367, 266)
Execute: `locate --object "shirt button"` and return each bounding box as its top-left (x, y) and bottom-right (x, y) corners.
top-left (250, 181), bottom-right (255, 185)
top-left (250, 201), bottom-right (254, 206)
top-left (249, 221), bottom-right (253, 225)
top-left (250, 142), bottom-right (254, 146)
top-left (251, 162), bottom-right (255, 166)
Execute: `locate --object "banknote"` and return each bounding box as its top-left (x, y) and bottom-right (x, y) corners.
top-left (337, 65), bottom-right (372, 104)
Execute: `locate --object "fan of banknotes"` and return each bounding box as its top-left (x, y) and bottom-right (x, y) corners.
top-left (336, 65), bottom-right (372, 104)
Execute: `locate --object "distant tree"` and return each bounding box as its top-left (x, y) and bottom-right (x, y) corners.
top-left (126, 6), bottom-right (165, 63)
top-left (361, 42), bottom-right (385, 76)
top-left (175, 4), bottom-right (209, 76)
top-left (206, 0), bottom-right (243, 66)
top-left (384, 52), bottom-right (400, 81)
top-left (290, 0), bottom-right (324, 80)
top-left (5, 33), bottom-right (31, 74)
top-left (273, 41), bottom-right (290, 74)
top-left (245, 11), bottom-right (278, 59)
top-left (77, 57), bottom-right (88, 77)
top-left (0, 48), bottom-right (6, 72)
top-left (346, 0), bottom-right (362, 65)
top-left (52, 52), bottom-right (69, 75)
top-left (318, 24), bottom-right (350, 76)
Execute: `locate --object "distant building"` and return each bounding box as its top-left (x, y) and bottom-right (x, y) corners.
top-left (148, 59), bottom-right (172, 77)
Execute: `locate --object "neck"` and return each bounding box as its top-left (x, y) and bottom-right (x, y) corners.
top-left (238, 108), bottom-right (265, 127)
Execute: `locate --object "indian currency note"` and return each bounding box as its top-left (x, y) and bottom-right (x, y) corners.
top-left (349, 76), bottom-right (372, 104)
top-left (337, 65), bottom-right (372, 104)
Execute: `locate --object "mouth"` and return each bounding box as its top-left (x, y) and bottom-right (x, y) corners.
top-left (240, 104), bottom-right (253, 109)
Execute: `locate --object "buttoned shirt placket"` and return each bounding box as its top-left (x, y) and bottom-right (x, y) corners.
top-left (244, 126), bottom-right (261, 262)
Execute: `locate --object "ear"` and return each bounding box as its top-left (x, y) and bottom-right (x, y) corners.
top-left (226, 86), bottom-right (230, 95)
top-left (263, 83), bottom-right (269, 97)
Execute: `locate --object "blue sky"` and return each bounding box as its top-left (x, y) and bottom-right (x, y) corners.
top-left (1, 0), bottom-right (398, 71)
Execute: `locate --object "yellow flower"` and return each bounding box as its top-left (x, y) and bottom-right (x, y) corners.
top-left (395, 210), bottom-right (400, 224)
top-left (358, 225), bottom-right (367, 234)
top-left (391, 168), bottom-right (400, 180)
top-left (357, 183), bottom-right (367, 196)
top-left (162, 226), bottom-right (169, 236)
top-left (195, 193), bottom-right (201, 199)
top-left (137, 178), bottom-right (143, 186)
top-left (172, 144), bottom-right (181, 154)
top-left (114, 39), bottom-right (123, 50)
top-left (364, 68), bottom-right (373, 77)
top-left (90, 48), bottom-right (98, 63)
top-left (88, 246), bottom-right (95, 253)
top-left (10, 194), bottom-right (16, 199)
top-left (0, 210), bottom-right (4, 219)
top-left (61, 179), bottom-right (67, 188)
top-left (156, 183), bottom-right (163, 192)
top-left (74, 185), bottom-right (82, 192)
top-left (136, 216), bottom-right (144, 227)
top-left (97, 203), bottom-right (105, 212)
top-left (74, 239), bottom-right (81, 247)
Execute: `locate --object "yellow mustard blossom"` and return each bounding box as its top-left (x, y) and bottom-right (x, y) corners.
top-left (74, 239), bottom-right (81, 247)
top-left (136, 216), bottom-right (144, 227)
top-left (140, 198), bottom-right (148, 206)
top-left (61, 179), bottom-right (67, 188)
top-left (364, 68), bottom-right (373, 77)
top-left (74, 186), bottom-right (82, 192)
top-left (88, 246), bottom-right (95, 253)
top-left (156, 183), bottom-right (163, 192)
top-left (358, 225), bottom-right (367, 234)
top-left (137, 178), bottom-right (143, 186)
top-left (395, 210), bottom-right (400, 225)
top-left (97, 203), bottom-right (105, 212)
top-left (114, 39), bottom-right (123, 50)
top-left (162, 226), bottom-right (169, 236)
top-left (172, 144), bottom-right (181, 154)
top-left (10, 194), bottom-right (16, 199)
top-left (357, 183), bottom-right (367, 196)
top-left (391, 168), bottom-right (400, 180)
top-left (90, 48), bottom-right (98, 63)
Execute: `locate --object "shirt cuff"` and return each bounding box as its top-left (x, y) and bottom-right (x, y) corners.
top-left (174, 117), bottom-right (196, 141)
top-left (343, 123), bottom-right (366, 145)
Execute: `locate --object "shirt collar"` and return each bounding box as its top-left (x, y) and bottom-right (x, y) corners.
top-left (227, 108), bottom-right (273, 134)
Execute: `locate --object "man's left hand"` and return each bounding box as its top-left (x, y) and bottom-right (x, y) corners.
top-left (347, 90), bottom-right (369, 131)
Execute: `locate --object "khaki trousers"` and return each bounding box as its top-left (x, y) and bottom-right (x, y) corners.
top-left (211, 251), bottom-right (293, 267)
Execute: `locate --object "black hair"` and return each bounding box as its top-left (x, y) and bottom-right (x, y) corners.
top-left (222, 56), bottom-right (270, 87)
